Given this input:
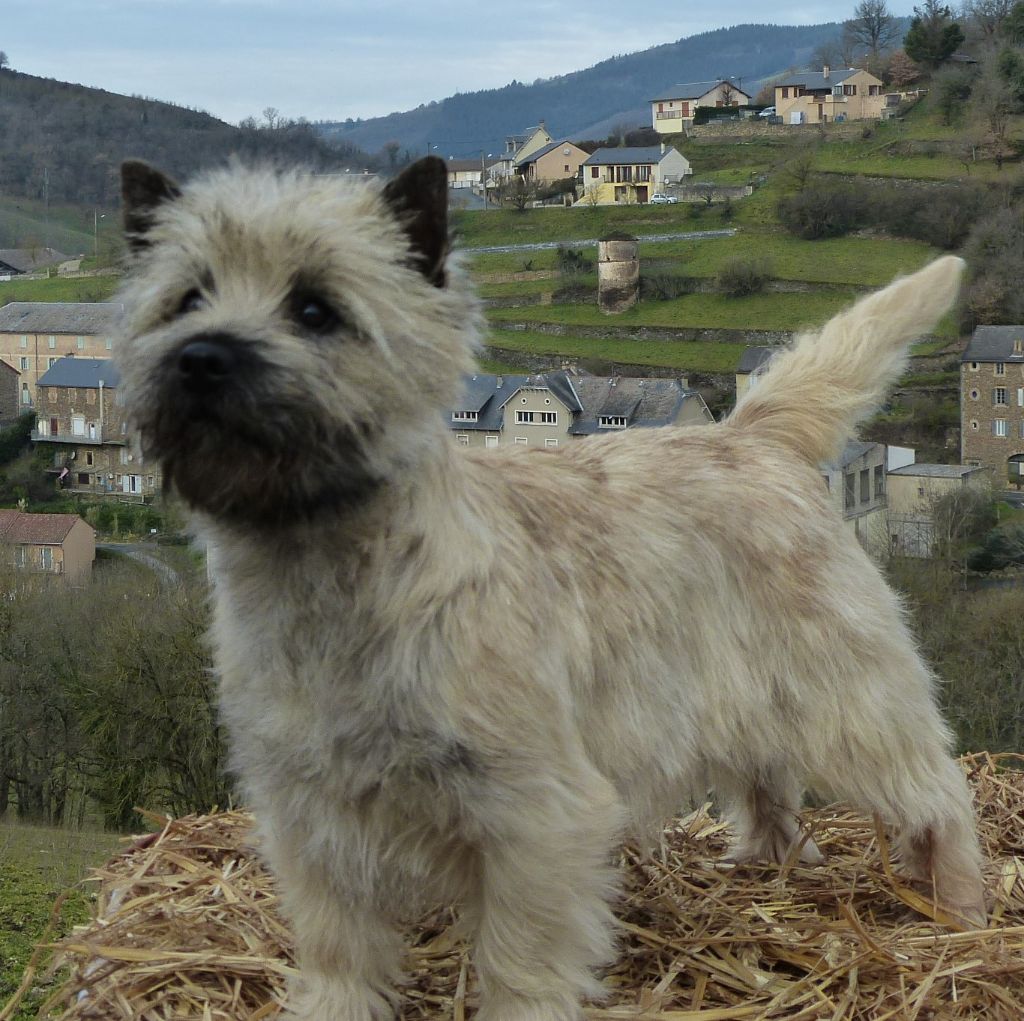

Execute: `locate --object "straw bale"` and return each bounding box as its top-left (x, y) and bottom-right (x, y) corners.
top-left (27, 754), bottom-right (1024, 1020)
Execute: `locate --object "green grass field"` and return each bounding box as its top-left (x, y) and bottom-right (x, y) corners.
top-left (0, 274), bottom-right (121, 305)
top-left (487, 329), bottom-right (746, 373)
top-left (0, 821), bottom-right (121, 1021)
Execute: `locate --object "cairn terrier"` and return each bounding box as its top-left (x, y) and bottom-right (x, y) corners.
top-left (116, 156), bottom-right (985, 1021)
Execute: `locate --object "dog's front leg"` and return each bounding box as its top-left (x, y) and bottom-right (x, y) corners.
top-left (465, 763), bottom-right (626, 1021)
top-left (268, 833), bottom-right (402, 1021)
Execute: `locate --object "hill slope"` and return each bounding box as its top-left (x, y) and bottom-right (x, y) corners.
top-left (318, 22), bottom-right (860, 157)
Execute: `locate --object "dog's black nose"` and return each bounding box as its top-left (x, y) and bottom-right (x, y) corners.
top-left (177, 339), bottom-right (236, 393)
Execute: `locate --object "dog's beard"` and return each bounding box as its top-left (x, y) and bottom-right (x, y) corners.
top-left (136, 358), bottom-right (382, 528)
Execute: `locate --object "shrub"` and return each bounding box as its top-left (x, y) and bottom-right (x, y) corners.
top-left (0, 412), bottom-right (34, 466)
top-left (639, 274), bottom-right (695, 300)
top-left (716, 257), bottom-right (774, 297)
top-left (966, 524), bottom-right (1024, 571)
top-left (776, 184), bottom-right (870, 239)
top-left (556, 246), bottom-right (593, 276)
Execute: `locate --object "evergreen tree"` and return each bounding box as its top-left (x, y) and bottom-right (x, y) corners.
top-left (904, 0), bottom-right (966, 66)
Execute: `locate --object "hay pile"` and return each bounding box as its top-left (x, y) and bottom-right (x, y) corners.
top-left (24, 754), bottom-right (1024, 1020)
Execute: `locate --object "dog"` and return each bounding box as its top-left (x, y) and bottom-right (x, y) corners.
top-left (116, 156), bottom-right (986, 1021)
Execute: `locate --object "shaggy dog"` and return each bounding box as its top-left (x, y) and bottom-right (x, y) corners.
top-left (116, 156), bottom-right (986, 1021)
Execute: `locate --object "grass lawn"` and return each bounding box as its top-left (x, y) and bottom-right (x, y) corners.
top-left (0, 821), bottom-right (122, 1021)
top-left (487, 329), bottom-right (746, 373)
top-left (0, 274), bottom-right (121, 305)
top-left (488, 287), bottom-right (862, 333)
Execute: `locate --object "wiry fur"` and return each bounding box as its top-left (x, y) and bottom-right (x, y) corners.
top-left (116, 160), bottom-right (986, 1021)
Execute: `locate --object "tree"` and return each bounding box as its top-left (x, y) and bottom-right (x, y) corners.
top-left (0, 51), bottom-right (9, 71)
top-left (887, 49), bottom-right (922, 86)
top-left (1004, 0), bottom-right (1024, 41)
top-left (844, 0), bottom-right (900, 59)
top-left (961, 0), bottom-right (1014, 42)
top-left (904, 1), bottom-right (966, 66)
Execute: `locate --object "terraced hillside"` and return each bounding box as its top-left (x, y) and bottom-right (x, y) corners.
top-left (454, 94), bottom-right (1002, 446)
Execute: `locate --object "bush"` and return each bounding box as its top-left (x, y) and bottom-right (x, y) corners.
top-left (716, 257), bottom-right (774, 297)
top-left (556, 246), bottom-right (593, 276)
top-left (640, 274), bottom-right (696, 300)
top-left (776, 184), bottom-right (870, 239)
top-left (966, 524), bottom-right (1024, 571)
top-left (0, 412), bottom-right (35, 466)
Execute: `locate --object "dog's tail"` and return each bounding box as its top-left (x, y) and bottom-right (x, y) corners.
top-left (726, 256), bottom-right (965, 465)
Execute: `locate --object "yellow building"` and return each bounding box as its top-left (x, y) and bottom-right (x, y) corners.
top-left (580, 145), bottom-right (691, 205)
top-left (650, 79), bottom-right (751, 133)
top-left (774, 67), bottom-right (886, 124)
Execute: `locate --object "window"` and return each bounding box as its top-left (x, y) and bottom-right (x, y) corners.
top-left (456, 434), bottom-right (469, 446)
top-left (19, 357), bottom-right (28, 371)
top-left (598, 415), bottom-right (628, 429)
top-left (14, 546), bottom-right (25, 568)
top-left (78, 472), bottom-right (90, 486)
top-left (513, 437), bottom-right (527, 445)
top-left (591, 167), bottom-right (599, 179)
top-left (451, 411), bottom-right (478, 422)
top-left (782, 87), bottom-right (790, 98)
top-left (860, 468), bottom-right (870, 503)
top-left (874, 465), bottom-right (884, 497)
top-left (76, 336), bottom-right (85, 350)
top-left (969, 389), bottom-right (979, 400)
top-left (970, 419), bottom-right (979, 431)
top-left (843, 84), bottom-right (856, 96)
top-left (1019, 388), bottom-right (1024, 407)
top-left (19, 335), bottom-right (27, 348)
top-left (515, 410), bottom-right (535, 424)
top-left (85, 452), bottom-right (94, 467)
top-left (995, 387), bottom-right (1008, 405)
top-left (545, 438), bottom-right (558, 448)
top-left (539, 412), bottom-right (557, 424)
top-left (869, 85), bottom-right (881, 96)
top-left (48, 357), bottom-right (57, 367)
top-left (71, 415), bottom-right (86, 437)
top-left (47, 388), bottom-right (56, 403)
top-left (105, 338), bottom-right (113, 351)
top-left (484, 435), bottom-right (498, 448)
top-left (996, 362), bottom-right (1006, 375)
top-left (844, 473), bottom-right (855, 510)
top-left (48, 336), bottom-right (56, 349)
top-left (994, 419), bottom-right (1008, 437)
top-left (20, 383), bottom-right (29, 405)
top-left (40, 547), bottom-right (52, 571)
top-left (564, 164), bottom-right (569, 172)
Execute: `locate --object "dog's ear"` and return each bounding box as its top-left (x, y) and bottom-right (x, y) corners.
top-left (121, 160), bottom-right (182, 252)
top-left (382, 156), bottom-right (448, 288)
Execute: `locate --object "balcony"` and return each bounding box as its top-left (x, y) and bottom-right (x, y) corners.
top-left (32, 426), bottom-right (123, 445)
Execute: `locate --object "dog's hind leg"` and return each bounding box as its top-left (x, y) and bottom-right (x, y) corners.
top-left (717, 765), bottom-right (824, 866)
top-left (808, 670), bottom-right (986, 929)
top-left (465, 763), bottom-right (626, 1021)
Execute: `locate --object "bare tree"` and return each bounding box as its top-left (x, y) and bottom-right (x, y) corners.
top-left (0, 51), bottom-right (9, 72)
top-left (845, 0), bottom-right (901, 57)
top-left (261, 106), bottom-right (281, 130)
top-left (960, 0), bottom-right (1014, 42)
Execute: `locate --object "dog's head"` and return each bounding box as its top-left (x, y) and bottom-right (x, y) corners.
top-left (116, 158), bottom-right (480, 529)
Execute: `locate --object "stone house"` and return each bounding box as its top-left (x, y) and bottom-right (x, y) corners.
top-left (774, 67), bottom-right (886, 124)
top-left (649, 79), bottom-right (752, 133)
top-left (734, 346), bottom-right (775, 400)
top-left (960, 325), bottom-right (1024, 482)
top-left (514, 140), bottom-right (591, 186)
top-left (0, 509), bottom-right (96, 581)
top-left (31, 356), bottom-right (161, 500)
top-left (886, 463), bottom-right (991, 557)
top-left (0, 301), bottom-right (123, 409)
top-left (580, 145), bottom-right (692, 204)
top-left (447, 370), bottom-right (713, 449)
top-left (0, 361), bottom-right (19, 424)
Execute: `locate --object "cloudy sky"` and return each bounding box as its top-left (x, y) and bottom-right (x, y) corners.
top-left (6, 1), bottom-right (919, 126)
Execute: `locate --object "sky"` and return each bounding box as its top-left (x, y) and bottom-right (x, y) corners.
top-left (5, 0), bottom-right (920, 127)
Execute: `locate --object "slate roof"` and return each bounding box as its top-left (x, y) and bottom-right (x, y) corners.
top-left (824, 440), bottom-right (879, 471)
top-left (650, 79), bottom-right (751, 102)
top-left (583, 146), bottom-right (672, 166)
top-left (0, 248), bottom-right (69, 273)
top-left (737, 347), bottom-right (776, 373)
top-left (0, 301), bottom-right (124, 336)
top-left (0, 509), bottom-right (88, 545)
top-left (568, 376), bottom-right (695, 434)
top-left (514, 140), bottom-right (582, 166)
top-left (888, 464), bottom-right (986, 478)
top-left (37, 357), bottom-right (119, 388)
top-left (774, 68), bottom-right (860, 91)
top-left (447, 371), bottom-right (702, 434)
top-left (446, 159), bottom-right (483, 173)
top-left (963, 325), bottom-right (1024, 363)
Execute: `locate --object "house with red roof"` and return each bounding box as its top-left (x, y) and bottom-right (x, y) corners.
top-left (0, 509), bottom-right (95, 581)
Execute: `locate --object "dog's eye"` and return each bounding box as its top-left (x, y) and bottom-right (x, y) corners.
top-left (295, 298), bottom-right (338, 333)
top-left (179, 289), bottom-right (206, 315)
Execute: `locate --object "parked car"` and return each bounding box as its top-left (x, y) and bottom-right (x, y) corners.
top-left (758, 106), bottom-right (776, 119)
top-left (649, 193), bottom-right (678, 204)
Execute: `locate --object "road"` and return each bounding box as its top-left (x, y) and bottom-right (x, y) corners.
top-left (97, 542), bottom-right (182, 585)
top-left (464, 228), bottom-right (737, 254)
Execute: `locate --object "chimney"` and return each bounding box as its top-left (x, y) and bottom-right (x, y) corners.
top-left (822, 65), bottom-right (830, 78)
top-left (661, 141), bottom-right (666, 154)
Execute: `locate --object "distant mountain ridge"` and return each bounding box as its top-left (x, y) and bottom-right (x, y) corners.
top-left (317, 22), bottom-right (869, 158)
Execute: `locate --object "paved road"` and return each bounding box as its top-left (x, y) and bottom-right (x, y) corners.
top-left (464, 228), bottom-right (737, 254)
top-left (97, 542), bottom-right (182, 585)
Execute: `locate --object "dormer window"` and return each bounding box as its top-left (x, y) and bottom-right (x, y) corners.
top-left (1015, 339), bottom-right (1023, 355)
top-left (452, 411), bottom-right (478, 422)
top-left (598, 415), bottom-right (628, 429)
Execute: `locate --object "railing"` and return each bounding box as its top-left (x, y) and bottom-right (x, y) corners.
top-left (655, 111), bottom-right (684, 120)
top-left (31, 427), bottom-right (117, 445)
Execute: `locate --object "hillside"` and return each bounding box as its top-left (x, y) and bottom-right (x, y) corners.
top-left (0, 70), bottom-right (378, 209)
top-left (316, 21), bottom-right (899, 157)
